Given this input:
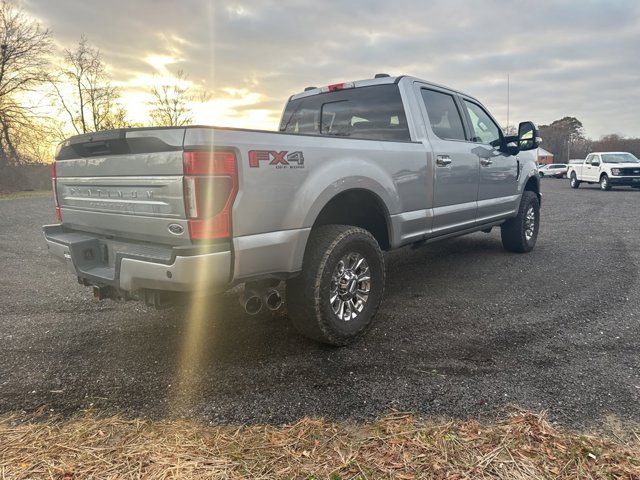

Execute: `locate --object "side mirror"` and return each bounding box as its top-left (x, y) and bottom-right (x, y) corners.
top-left (591, 159), bottom-right (600, 166)
top-left (517, 121), bottom-right (541, 151)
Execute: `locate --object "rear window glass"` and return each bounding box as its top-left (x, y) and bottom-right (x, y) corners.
top-left (279, 84), bottom-right (411, 142)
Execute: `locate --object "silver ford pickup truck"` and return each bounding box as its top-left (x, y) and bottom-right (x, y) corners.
top-left (44, 74), bottom-right (542, 345)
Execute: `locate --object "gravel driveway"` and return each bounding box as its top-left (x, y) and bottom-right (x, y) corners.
top-left (1, 181), bottom-right (639, 427)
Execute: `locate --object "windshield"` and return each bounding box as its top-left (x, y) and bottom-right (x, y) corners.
top-left (601, 153), bottom-right (640, 164)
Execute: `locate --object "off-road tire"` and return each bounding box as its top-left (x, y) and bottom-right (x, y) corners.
top-left (286, 225), bottom-right (385, 346)
top-left (501, 191), bottom-right (540, 253)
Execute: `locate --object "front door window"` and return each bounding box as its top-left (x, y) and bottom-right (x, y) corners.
top-left (464, 100), bottom-right (502, 147)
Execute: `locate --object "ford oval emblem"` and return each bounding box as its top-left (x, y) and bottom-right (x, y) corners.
top-left (168, 223), bottom-right (185, 235)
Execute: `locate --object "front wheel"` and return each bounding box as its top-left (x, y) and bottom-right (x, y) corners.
top-left (600, 174), bottom-right (612, 191)
top-left (501, 191), bottom-right (540, 253)
top-left (286, 225), bottom-right (385, 346)
top-left (570, 173), bottom-right (580, 189)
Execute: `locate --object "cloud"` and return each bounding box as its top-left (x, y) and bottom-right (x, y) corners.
top-left (24, 0), bottom-right (640, 137)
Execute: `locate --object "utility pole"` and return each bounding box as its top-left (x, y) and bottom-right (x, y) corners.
top-left (506, 74), bottom-right (510, 132)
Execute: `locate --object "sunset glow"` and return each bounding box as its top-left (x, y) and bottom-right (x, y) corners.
top-left (19, 0), bottom-right (640, 138)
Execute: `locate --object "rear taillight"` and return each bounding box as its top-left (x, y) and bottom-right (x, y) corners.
top-left (50, 162), bottom-right (62, 222)
top-left (183, 150), bottom-right (238, 240)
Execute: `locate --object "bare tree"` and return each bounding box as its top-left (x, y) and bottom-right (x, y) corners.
top-left (0, 0), bottom-right (52, 167)
top-left (592, 134), bottom-right (640, 158)
top-left (148, 69), bottom-right (193, 127)
top-left (10, 115), bottom-right (61, 162)
top-left (53, 35), bottom-right (130, 134)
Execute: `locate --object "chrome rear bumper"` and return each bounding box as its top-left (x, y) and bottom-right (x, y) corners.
top-left (43, 224), bottom-right (231, 294)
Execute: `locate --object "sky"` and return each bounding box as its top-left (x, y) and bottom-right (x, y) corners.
top-left (23, 0), bottom-right (640, 138)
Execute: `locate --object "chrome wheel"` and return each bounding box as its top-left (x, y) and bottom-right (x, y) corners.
top-left (329, 252), bottom-right (370, 321)
top-left (524, 206), bottom-right (536, 241)
top-left (600, 176), bottom-right (608, 190)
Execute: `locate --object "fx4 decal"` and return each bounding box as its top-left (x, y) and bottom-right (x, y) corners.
top-left (248, 150), bottom-right (305, 169)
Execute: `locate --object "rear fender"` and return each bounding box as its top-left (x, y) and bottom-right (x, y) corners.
top-left (279, 158), bottom-right (399, 273)
top-left (287, 158), bottom-right (399, 230)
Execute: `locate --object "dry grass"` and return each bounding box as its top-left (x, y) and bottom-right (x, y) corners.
top-left (0, 190), bottom-right (50, 200)
top-left (1, 410), bottom-right (638, 479)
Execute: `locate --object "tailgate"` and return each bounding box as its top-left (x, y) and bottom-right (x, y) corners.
top-left (54, 128), bottom-right (189, 245)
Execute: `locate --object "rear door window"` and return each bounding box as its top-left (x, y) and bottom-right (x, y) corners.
top-left (280, 84), bottom-right (411, 142)
top-left (420, 89), bottom-right (466, 141)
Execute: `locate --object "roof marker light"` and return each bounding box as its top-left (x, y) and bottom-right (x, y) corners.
top-left (321, 82), bottom-right (355, 93)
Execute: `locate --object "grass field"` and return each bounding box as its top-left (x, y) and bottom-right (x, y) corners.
top-left (1, 410), bottom-right (638, 479)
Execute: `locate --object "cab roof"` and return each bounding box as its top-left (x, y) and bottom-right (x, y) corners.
top-left (289, 75), bottom-right (479, 103)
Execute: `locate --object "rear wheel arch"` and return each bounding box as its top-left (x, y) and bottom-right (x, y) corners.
top-left (311, 189), bottom-right (392, 251)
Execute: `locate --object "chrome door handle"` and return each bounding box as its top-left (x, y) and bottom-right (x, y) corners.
top-left (480, 158), bottom-right (493, 166)
top-left (436, 155), bottom-right (452, 167)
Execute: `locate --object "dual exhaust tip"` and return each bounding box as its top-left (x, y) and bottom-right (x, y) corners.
top-left (240, 286), bottom-right (282, 315)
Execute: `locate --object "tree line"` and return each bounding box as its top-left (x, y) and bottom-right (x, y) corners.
top-left (0, 1), bottom-right (194, 168)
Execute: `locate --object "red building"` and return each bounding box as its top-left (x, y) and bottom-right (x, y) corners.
top-left (536, 148), bottom-right (554, 165)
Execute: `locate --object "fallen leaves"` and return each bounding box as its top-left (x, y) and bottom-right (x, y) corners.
top-left (0, 409), bottom-right (638, 479)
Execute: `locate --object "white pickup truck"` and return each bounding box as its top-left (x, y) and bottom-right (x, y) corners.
top-left (568, 152), bottom-right (640, 190)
